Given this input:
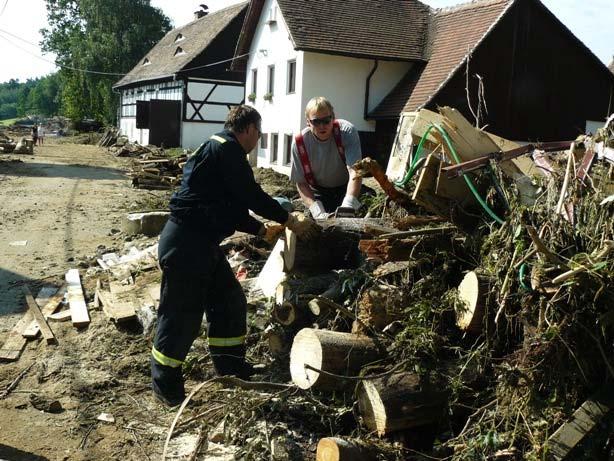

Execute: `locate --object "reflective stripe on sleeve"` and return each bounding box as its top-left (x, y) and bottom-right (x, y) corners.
top-left (210, 135), bottom-right (227, 144)
top-left (151, 346), bottom-right (183, 368)
top-left (208, 335), bottom-right (246, 347)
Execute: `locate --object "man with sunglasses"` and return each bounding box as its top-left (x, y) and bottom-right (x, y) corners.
top-left (151, 105), bottom-right (319, 406)
top-left (290, 97), bottom-right (363, 218)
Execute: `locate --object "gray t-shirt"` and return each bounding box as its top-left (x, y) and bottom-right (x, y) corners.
top-left (289, 119), bottom-right (361, 188)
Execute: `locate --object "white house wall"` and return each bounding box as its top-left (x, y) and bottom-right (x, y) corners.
top-left (245, 0), bottom-right (302, 175)
top-left (119, 81), bottom-right (183, 145)
top-left (244, 0), bottom-right (412, 175)
top-left (302, 53), bottom-right (412, 132)
top-left (182, 122), bottom-right (225, 149)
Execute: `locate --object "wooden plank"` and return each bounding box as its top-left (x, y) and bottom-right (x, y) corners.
top-left (548, 396), bottom-right (613, 460)
top-left (22, 286), bottom-right (64, 338)
top-left (256, 238), bottom-right (287, 298)
top-left (47, 310), bottom-right (72, 322)
top-left (96, 288), bottom-right (137, 322)
top-left (0, 311), bottom-right (34, 362)
top-left (412, 154), bottom-right (452, 216)
top-left (65, 269), bottom-right (90, 327)
top-left (22, 287), bottom-right (57, 344)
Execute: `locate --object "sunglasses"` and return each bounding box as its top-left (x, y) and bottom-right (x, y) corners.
top-left (309, 115), bottom-right (333, 126)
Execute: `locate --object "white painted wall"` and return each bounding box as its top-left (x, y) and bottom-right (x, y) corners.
top-left (182, 122), bottom-right (225, 149)
top-left (302, 53), bottom-right (411, 132)
top-left (244, 0), bottom-right (412, 175)
top-left (245, 0), bottom-right (302, 175)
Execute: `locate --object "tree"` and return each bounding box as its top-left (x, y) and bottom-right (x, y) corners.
top-left (41, 0), bottom-right (171, 124)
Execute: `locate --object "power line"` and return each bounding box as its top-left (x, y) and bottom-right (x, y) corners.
top-left (0, 26), bottom-right (253, 78)
top-left (0, 0), bottom-right (9, 17)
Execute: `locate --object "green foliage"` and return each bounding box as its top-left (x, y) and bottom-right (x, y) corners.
top-left (41, 0), bottom-right (172, 123)
top-left (0, 76), bottom-right (61, 119)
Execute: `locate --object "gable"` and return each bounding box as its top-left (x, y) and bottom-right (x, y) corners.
top-left (115, 3), bottom-right (248, 88)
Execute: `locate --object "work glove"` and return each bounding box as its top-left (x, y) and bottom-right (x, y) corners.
top-left (259, 222), bottom-right (285, 244)
top-left (341, 194), bottom-right (361, 211)
top-left (308, 200), bottom-right (327, 219)
top-left (285, 213), bottom-right (320, 240)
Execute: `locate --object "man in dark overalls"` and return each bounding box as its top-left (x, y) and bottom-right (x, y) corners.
top-left (151, 105), bottom-right (318, 406)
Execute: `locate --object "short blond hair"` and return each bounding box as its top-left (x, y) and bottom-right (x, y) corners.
top-left (305, 97), bottom-right (335, 119)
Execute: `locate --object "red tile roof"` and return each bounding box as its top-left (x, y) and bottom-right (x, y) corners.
top-left (371, 0), bottom-right (513, 117)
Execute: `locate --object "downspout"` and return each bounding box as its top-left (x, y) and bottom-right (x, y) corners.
top-left (364, 59), bottom-right (379, 120)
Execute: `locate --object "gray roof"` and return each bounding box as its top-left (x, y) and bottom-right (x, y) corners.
top-left (114, 2), bottom-right (248, 88)
top-left (235, 0), bottom-right (431, 62)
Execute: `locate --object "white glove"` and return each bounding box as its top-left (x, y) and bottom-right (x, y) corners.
top-left (309, 200), bottom-right (327, 219)
top-left (341, 195), bottom-right (361, 210)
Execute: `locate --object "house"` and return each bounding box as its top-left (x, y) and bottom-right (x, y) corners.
top-left (113, 3), bottom-right (248, 149)
top-left (234, 0), bottom-right (614, 174)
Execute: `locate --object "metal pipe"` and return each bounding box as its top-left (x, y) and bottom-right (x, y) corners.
top-left (364, 59), bottom-right (379, 120)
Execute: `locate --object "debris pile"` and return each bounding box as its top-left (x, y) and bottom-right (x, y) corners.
top-left (3, 107), bottom-right (613, 460)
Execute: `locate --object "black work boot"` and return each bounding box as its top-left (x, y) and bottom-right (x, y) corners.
top-left (150, 357), bottom-right (185, 407)
top-left (209, 345), bottom-right (255, 380)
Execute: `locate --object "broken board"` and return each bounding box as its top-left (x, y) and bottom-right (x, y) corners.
top-left (96, 281), bottom-right (137, 322)
top-left (0, 311), bottom-right (34, 362)
top-left (23, 287), bottom-right (57, 345)
top-left (256, 238), bottom-right (287, 298)
top-left (547, 393), bottom-right (614, 460)
top-left (66, 269), bottom-right (90, 327)
top-left (22, 286), bottom-right (65, 338)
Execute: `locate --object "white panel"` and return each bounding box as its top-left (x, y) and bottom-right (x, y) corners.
top-left (182, 122), bottom-right (225, 149)
top-left (208, 85), bottom-right (244, 103)
top-left (188, 82), bottom-right (215, 100)
top-left (186, 105), bottom-right (196, 119)
top-left (200, 104), bottom-right (231, 121)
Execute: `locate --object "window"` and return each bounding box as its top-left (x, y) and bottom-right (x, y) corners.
top-left (267, 65), bottom-right (275, 95)
top-left (260, 133), bottom-right (268, 149)
top-left (142, 58), bottom-right (151, 66)
top-left (174, 33), bottom-right (184, 43)
top-left (251, 69), bottom-right (257, 95)
top-left (271, 133), bottom-right (279, 163)
top-left (287, 60), bottom-right (296, 94)
top-left (284, 135), bottom-right (293, 165)
top-left (174, 47), bottom-right (185, 56)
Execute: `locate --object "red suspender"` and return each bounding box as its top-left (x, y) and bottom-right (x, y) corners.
top-left (295, 133), bottom-right (316, 187)
top-left (331, 120), bottom-right (346, 164)
top-left (295, 120), bottom-right (346, 187)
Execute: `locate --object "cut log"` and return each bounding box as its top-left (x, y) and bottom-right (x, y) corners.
top-left (271, 302), bottom-right (308, 327)
top-left (22, 287), bottom-right (57, 345)
top-left (275, 273), bottom-right (339, 305)
top-left (356, 372), bottom-right (447, 436)
top-left (456, 271), bottom-right (492, 333)
top-left (266, 326), bottom-right (292, 358)
top-left (316, 437), bottom-right (377, 461)
top-left (355, 284), bottom-right (407, 333)
top-left (290, 328), bottom-right (381, 390)
top-left (65, 269), bottom-right (90, 327)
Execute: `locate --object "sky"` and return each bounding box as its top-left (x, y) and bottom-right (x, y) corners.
top-left (0, 0), bottom-right (612, 84)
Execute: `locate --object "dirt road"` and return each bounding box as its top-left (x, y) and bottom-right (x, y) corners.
top-left (0, 141), bottom-right (180, 461)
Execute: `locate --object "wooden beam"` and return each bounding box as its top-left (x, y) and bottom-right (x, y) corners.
top-left (0, 311), bottom-right (34, 362)
top-left (22, 287), bottom-right (64, 338)
top-left (65, 269), bottom-right (90, 327)
top-left (547, 393), bottom-right (614, 460)
top-left (22, 287), bottom-right (57, 345)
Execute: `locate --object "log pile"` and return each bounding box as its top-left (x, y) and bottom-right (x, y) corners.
top-left (128, 155), bottom-right (187, 190)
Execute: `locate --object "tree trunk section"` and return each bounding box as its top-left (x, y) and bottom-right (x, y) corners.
top-left (456, 271), bottom-right (493, 333)
top-left (290, 328), bottom-right (381, 390)
top-left (316, 437), bottom-right (377, 461)
top-left (356, 372), bottom-right (447, 436)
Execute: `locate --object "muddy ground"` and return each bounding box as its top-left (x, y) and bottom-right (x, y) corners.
top-left (0, 140), bottom-right (222, 460)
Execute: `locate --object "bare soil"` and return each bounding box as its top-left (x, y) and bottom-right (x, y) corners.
top-left (0, 141), bottom-right (194, 461)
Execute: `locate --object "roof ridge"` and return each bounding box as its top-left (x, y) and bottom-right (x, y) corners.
top-left (172, 1), bottom-right (248, 30)
top-left (435, 0), bottom-right (512, 16)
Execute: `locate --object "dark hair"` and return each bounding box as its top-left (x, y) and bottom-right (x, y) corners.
top-left (225, 105), bottom-right (261, 133)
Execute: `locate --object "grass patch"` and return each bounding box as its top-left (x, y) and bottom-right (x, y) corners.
top-left (0, 117), bottom-right (20, 126)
